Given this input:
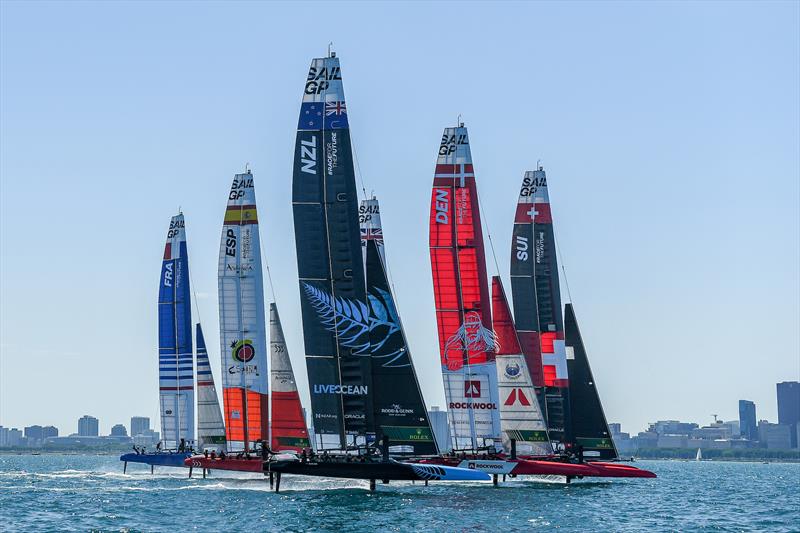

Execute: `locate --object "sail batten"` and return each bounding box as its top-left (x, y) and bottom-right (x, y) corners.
top-left (218, 171), bottom-right (269, 452)
top-left (428, 125), bottom-right (502, 452)
top-left (158, 213), bottom-right (195, 449)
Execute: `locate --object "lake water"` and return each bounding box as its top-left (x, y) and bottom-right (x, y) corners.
top-left (1, 454), bottom-right (797, 531)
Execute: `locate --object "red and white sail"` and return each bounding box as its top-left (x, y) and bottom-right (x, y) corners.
top-left (491, 276), bottom-right (551, 456)
top-left (428, 125), bottom-right (501, 451)
top-left (269, 303), bottom-right (310, 452)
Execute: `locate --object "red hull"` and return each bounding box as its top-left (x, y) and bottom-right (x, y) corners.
top-left (582, 461), bottom-right (657, 478)
top-left (417, 455), bottom-right (656, 479)
top-left (184, 455), bottom-right (262, 473)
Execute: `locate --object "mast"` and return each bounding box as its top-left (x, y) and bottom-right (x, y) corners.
top-left (491, 276), bottom-right (552, 456)
top-left (428, 124), bottom-right (502, 452)
top-left (158, 213), bottom-right (195, 450)
top-left (292, 53), bottom-right (373, 450)
top-left (509, 167), bottom-right (571, 445)
top-left (218, 171), bottom-right (269, 452)
top-left (564, 303), bottom-right (618, 460)
top-left (195, 323), bottom-right (227, 451)
top-left (361, 196), bottom-right (439, 456)
top-left (270, 303), bottom-right (311, 452)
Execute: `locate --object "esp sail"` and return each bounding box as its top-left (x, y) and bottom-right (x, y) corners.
top-left (491, 276), bottom-right (552, 456)
top-left (509, 167), bottom-right (570, 444)
top-left (428, 124), bottom-right (502, 451)
top-left (158, 213), bottom-right (195, 449)
top-left (292, 53), bottom-right (373, 450)
top-left (269, 303), bottom-right (311, 452)
top-left (218, 171), bottom-right (269, 452)
top-left (564, 303), bottom-right (618, 459)
top-left (361, 196), bottom-right (438, 455)
top-left (195, 323), bottom-right (226, 451)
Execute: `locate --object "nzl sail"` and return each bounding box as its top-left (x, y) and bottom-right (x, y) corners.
top-left (218, 171), bottom-right (269, 452)
top-left (491, 276), bottom-right (551, 456)
top-left (428, 124), bottom-right (502, 451)
top-left (565, 303), bottom-right (618, 459)
top-left (270, 303), bottom-right (311, 452)
top-left (510, 167), bottom-right (570, 444)
top-left (195, 323), bottom-right (226, 451)
top-left (158, 213), bottom-right (195, 449)
top-left (292, 53), bottom-right (373, 450)
top-left (361, 196), bottom-right (438, 455)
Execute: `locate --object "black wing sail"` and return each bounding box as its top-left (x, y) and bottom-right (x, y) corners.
top-left (292, 54), bottom-right (374, 450)
top-left (365, 239), bottom-right (439, 455)
top-left (564, 303), bottom-right (618, 460)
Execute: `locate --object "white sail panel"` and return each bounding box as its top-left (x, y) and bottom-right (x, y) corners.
top-left (195, 323), bottom-right (226, 452)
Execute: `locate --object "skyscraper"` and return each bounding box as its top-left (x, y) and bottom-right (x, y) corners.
top-left (739, 400), bottom-right (757, 441)
top-left (110, 424), bottom-right (128, 437)
top-left (777, 381), bottom-right (800, 448)
top-left (130, 417), bottom-right (150, 437)
top-left (78, 415), bottom-right (99, 437)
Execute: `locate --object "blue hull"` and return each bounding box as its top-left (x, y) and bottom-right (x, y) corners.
top-left (119, 452), bottom-right (191, 468)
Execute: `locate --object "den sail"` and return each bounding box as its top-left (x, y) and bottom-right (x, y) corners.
top-left (428, 124), bottom-right (502, 452)
top-left (218, 170), bottom-right (269, 452)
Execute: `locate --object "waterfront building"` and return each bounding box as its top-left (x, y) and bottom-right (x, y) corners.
top-left (130, 417), bottom-right (150, 437)
top-left (23, 425), bottom-right (58, 447)
top-left (776, 381), bottom-right (800, 448)
top-left (132, 429), bottom-right (160, 447)
top-left (428, 406), bottom-right (451, 453)
top-left (739, 400), bottom-right (757, 441)
top-left (692, 422), bottom-right (732, 440)
top-left (78, 415), bottom-right (99, 437)
top-left (657, 434), bottom-right (688, 448)
top-left (757, 421), bottom-right (792, 450)
top-left (110, 424), bottom-right (128, 437)
top-left (651, 420), bottom-right (698, 436)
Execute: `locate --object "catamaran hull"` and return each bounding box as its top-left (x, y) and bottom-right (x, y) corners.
top-left (120, 452), bottom-right (191, 468)
top-left (265, 459), bottom-right (489, 482)
top-left (184, 456), bottom-right (262, 473)
top-left (416, 456), bottom-right (655, 478)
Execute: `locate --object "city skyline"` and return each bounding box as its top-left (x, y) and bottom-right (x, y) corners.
top-left (1, 2), bottom-right (798, 435)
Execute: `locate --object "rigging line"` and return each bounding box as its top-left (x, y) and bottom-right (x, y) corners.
top-left (552, 222), bottom-right (573, 305)
top-left (349, 127), bottom-right (369, 202)
top-left (475, 186), bottom-right (501, 278)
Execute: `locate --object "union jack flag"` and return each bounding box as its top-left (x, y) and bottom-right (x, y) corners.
top-left (325, 100), bottom-right (347, 116)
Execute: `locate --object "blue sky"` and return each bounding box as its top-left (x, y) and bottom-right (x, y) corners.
top-left (1, 1), bottom-right (798, 436)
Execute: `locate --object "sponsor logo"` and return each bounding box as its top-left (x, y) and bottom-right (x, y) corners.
top-left (448, 401), bottom-right (497, 410)
top-left (535, 231), bottom-right (545, 264)
top-left (434, 189), bottom-right (449, 224)
top-left (464, 380), bottom-right (481, 398)
top-left (380, 403), bottom-right (414, 415)
top-left (305, 65), bottom-right (341, 94)
top-left (504, 362), bottom-right (521, 379)
top-left (231, 410), bottom-right (240, 419)
top-left (504, 388), bottom-right (531, 406)
top-left (228, 176), bottom-right (254, 200)
top-left (313, 384), bottom-right (369, 395)
top-left (165, 409), bottom-right (173, 415)
top-left (326, 132), bottom-right (338, 174)
top-left (228, 365), bottom-right (259, 376)
top-left (314, 413), bottom-right (337, 420)
top-left (167, 218), bottom-right (184, 238)
top-left (515, 236), bottom-right (529, 261)
top-left (300, 135), bottom-right (317, 174)
top-left (460, 460), bottom-right (515, 474)
top-left (163, 262), bottom-right (173, 287)
top-left (438, 132), bottom-right (468, 156)
top-left (231, 339), bottom-right (255, 362)
top-left (359, 202), bottom-right (379, 224)
top-left (519, 174), bottom-right (546, 196)
top-left (225, 229), bottom-right (237, 257)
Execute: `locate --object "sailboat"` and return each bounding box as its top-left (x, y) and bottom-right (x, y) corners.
top-left (508, 167), bottom-right (655, 479)
top-left (696, 448), bottom-right (702, 461)
top-left (264, 53), bottom-right (488, 490)
top-left (121, 213), bottom-right (197, 470)
top-left (195, 323), bottom-right (226, 452)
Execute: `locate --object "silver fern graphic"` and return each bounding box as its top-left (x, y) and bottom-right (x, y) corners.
top-left (302, 283), bottom-right (409, 367)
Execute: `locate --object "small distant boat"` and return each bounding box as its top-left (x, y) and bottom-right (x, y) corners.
top-left (695, 448), bottom-right (702, 461)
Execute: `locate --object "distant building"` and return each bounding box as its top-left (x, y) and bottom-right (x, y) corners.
top-left (608, 423), bottom-right (621, 435)
top-left (110, 424), bottom-right (128, 437)
top-left (635, 431), bottom-right (658, 449)
top-left (609, 423), bottom-right (635, 456)
top-left (23, 425), bottom-right (58, 447)
top-left (132, 429), bottom-right (160, 447)
top-left (739, 400), bottom-right (758, 441)
top-left (0, 427), bottom-right (24, 447)
top-left (651, 420), bottom-right (698, 436)
top-left (692, 422), bottom-right (731, 440)
top-left (130, 417), bottom-right (150, 437)
top-left (777, 381), bottom-right (800, 448)
top-left (78, 415), bottom-right (99, 437)
top-left (428, 406), bottom-right (451, 453)
top-left (657, 434), bottom-right (688, 448)
top-left (758, 421), bottom-right (792, 450)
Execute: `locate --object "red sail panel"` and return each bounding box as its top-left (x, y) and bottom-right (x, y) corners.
top-left (491, 277), bottom-right (522, 355)
top-left (271, 391), bottom-right (309, 452)
top-left (223, 389), bottom-right (266, 443)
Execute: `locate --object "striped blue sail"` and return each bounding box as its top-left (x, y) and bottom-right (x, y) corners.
top-left (158, 213), bottom-right (195, 449)
top-left (196, 323), bottom-right (226, 451)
